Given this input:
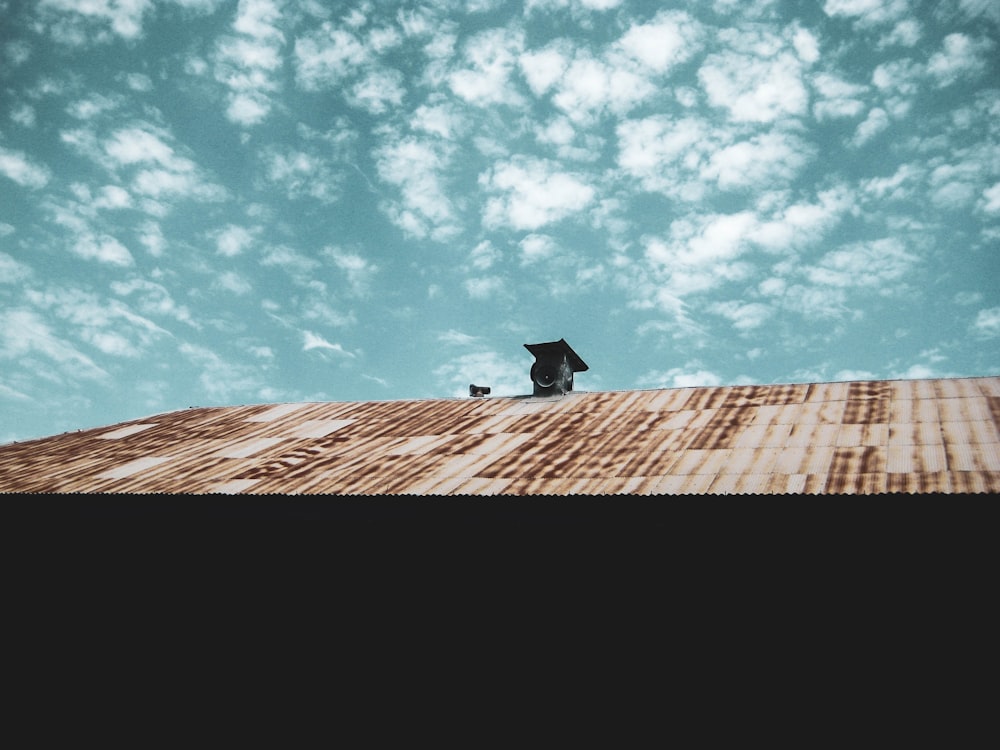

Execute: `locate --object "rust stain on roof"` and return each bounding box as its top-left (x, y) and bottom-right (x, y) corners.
top-left (1, 376), bottom-right (999, 495)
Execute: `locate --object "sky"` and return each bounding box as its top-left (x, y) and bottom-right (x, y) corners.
top-left (1, 0), bottom-right (999, 444)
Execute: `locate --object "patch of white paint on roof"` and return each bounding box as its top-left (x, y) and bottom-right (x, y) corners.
top-left (245, 403), bottom-right (308, 422)
top-left (286, 419), bottom-right (355, 438)
top-left (210, 479), bottom-right (260, 494)
top-left (214, 437), bottom-right (284, 458)
top-left (98, 423), bottom-right (158, 439)
top-left (97, 456), bottom-right (171, 479)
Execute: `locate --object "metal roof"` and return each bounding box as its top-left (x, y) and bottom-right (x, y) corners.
top-left (1, 376), bottom-right (998, 494)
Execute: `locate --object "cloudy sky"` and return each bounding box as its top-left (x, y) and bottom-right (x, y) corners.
top-left (1, 0), bottom-right (998, 443)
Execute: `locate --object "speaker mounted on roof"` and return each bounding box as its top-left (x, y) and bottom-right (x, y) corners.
top-left (524, 339), bottom-right (588, 397)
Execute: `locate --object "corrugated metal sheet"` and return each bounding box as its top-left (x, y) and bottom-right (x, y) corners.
top-left (1, 376), bottom-right (999, 495)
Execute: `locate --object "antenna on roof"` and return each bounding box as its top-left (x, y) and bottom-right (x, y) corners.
top-left (523, 339), bottom-right (588, 397)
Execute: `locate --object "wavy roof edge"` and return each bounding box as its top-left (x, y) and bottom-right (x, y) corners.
top-left (1, 375), bottom-right (998, 496)
top-left (10, 373), bottom-right (1000, 445)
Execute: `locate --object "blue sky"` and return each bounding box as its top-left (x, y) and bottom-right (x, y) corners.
top-left (1, 0), bottom-right (999, 444)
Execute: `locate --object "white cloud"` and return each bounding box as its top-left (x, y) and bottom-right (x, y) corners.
top-left (25, 284), bottom-right (173, 360)
top-left (822, 0), bottom-right (910, 26)
top-left (100, 125), bottom-right (226, 203)
top-left (835, 368), bottom-right (880, 381)
top-left (699, 46), bottom-right (808, 123)
top-left (890, 363), bottom-right (955, 380)
top-left (552, 53), bottom-right (656, 123)
top-left (0, 146), bottom-right (51, 189)
top-left (94, 185), bottom-right (132, 209)
top-left (710, 300), bottom-right (773, 331)
top-left (10, 103), bottom-right (36, 128)
top-left (124, 72), bottom-right (153, 91)
top-left (759, 277), bottom-right (786, 297)
top-left (927, 33), bottom-right (995, 87)
top-left (61, 129), bottom-right (108, 167)
top-left (294, 25), bottom-right (371, 90)
top-left (464, 276), bottom-right (506, 299)
top-left (751, 187), bottom-right (851, 251)
top-left (957, 0), bottom-right (1000, 23)
top-left (662, 211), bottom-right (758, 268)
top-left (954, 291), bottom-right (983, 306)
top-left (111, 278), bottom-right (195, 326)
top-left (105, 126), bottom-right (176, 165)
top-left (218, 34), bottom-right (282, 69)
top-left (374, 136), bottom-right (459, 240)
top-left (66, 93), bottom-right (122, 120)
top-left (615, 10), bottom-right (702, 73)
top-left (432, 349), bottom-right (526, 399)
top-left (137, 221), bottom-right (166, 256)
top-left (852, 107), bottom-right (890, 146)
top-left (366, 25), bottom-right (403, 53)
top-left (703, 131), bottom-right (813, 190)
top-left (768, 283), bottom-right (849, 319)
top-left (519, 234), bottom-right (559, 265)
top-left (638, 366), bottom-right (724, 389)
top-left (215, 271), bottom-right (253, 295)
top-left (410, 100), bottom-right (466, 139)
top-left (972, 307), bottom-right (1000, 338)
top-left (533, 116), bottom-right (603, 162)
top-left (617, 115), bottom-right (714, 200)
top-left (297, 296), bottom-right (354, 328)
top-left (522, 20), bottom-right (697, 123)
top-left (0, 252), bottom-right (32, 284)
top-left (879, 19), bottom-right (921, 47)
top-left (791, 26), bottom-right (820, 63)
top-left (468, 240), bottom-right (500, 270)
top-left (227, 94), bottom-right (270, 126)
top-left (534, 116), bottom-right (574, 147)
top-left (44, 195), bottom-right (136, 266)
top-left (324, 247), bottom-right (378, 296)
top-left (872, 58), bottom-right (922, 96)
top-left (213, 0), bottom-right (285, 125)
top-left (618, 114), bottom-right (811, 200)
top-left (216, 224), bottom-right (256, 256)
top-left (247, 344), bottom-right (274, 359)
top-left (302, 331), bottom-right (355, 357)
top-left (524, 0), bottom-right (624, 13)
top-left (633, 212), bottom-right (758, 310)
top-left (232, 0), bottom-right (283, 39)
top-left (811, 72), bottom-right (868, 120)
top-left (519, 45), bottom-right (570, 96)
top-left (438, 330), bottom-right (480, 346)
top-left (4, 40), bottom-right (32, 66)
top-left (0, 309), bottom-right (108, 380)
top-left (347, 68), bottom-right (405, 114)
top-left (929, 160), bottom-right (981, 209)
top-left (806, 238), bottom-right (917, 288)
top-left (179, 341), bottom-right (273, 401)
top-left (449, 27), bottom-right (526, 107)
top-left (260, 245), bottom-right (321, 280)
top-left (862, 163), bottom-right (922, 201)
top-left (134, 168), bottom-right (225, 202)
top-left (259, 145), bottom-right (344, 203)
top-left (72, 234), bottom-right (134, 266)
top-left (0, 382), bottom-right (32, 404)
top-left (39, 0), bottom-right (153, 43)
top-left (981, 183), bottom-right (1000, 214)
top-left (481, 157), bottom-right (595, 230)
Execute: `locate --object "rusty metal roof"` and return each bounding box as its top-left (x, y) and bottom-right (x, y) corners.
top-left (1, 376), bottom-right (998, 495)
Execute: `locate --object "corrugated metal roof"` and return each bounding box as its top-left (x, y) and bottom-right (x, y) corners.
top-left (1, 376), bottom-right (998, 495)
